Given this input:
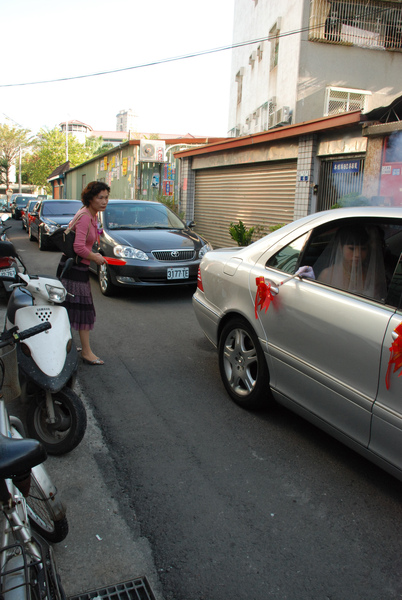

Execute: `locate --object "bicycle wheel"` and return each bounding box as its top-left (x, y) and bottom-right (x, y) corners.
top-left (32, 536), bottom-right (67, 600)
top-left (26, 469), bottom-right (68, 544)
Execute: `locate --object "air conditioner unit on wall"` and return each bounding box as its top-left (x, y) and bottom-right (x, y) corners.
top-left (139, 140), bottom-right (166, 162)
top-left (275, 106), bottom-right (291, 125)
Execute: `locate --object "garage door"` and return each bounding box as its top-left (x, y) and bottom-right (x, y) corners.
top-left (194, 161), bottom-right (297, 249)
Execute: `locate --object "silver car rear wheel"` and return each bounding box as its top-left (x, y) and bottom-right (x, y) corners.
top-left (218, 317), bottom-right (271, 410)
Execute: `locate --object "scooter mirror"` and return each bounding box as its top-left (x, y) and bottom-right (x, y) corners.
top-left (60, 257), bottom-right (74, 279)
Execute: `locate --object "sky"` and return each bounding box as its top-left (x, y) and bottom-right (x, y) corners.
top-left (0, 0), bottom-right (235, 138)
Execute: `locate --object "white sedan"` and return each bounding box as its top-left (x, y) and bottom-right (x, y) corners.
top-left (193, 207), bottom-right (402, 481)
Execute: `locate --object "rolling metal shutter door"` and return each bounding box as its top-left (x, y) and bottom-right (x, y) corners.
top-left (194, 162), bottom-right (297, 249)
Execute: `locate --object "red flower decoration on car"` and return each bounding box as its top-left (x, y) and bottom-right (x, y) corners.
top-left (254, 276), bottom-right (274, 318)
top-left (385, 322), bottom-right (402, 390)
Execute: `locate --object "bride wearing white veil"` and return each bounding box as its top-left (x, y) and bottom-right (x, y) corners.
top-left (316, 224), bottom-right (387, 301)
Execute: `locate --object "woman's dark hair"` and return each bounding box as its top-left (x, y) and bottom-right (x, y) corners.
top-left (338, 225), bottom-right (369, 247)
top-left (81, 181), bottom-right (110, 207)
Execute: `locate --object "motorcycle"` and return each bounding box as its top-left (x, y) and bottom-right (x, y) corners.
top-left (0, 214), bottom-right (22, 294)
top-left (0, 243), bottom-right (87, 455)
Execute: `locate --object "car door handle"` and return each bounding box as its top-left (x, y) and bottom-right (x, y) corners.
top-left (264, 279), bottom-right (279, 295)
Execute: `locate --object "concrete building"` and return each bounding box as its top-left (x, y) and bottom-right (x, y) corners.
top-left (60, 120), bottom-right (129, 147)
top-left (176, 97), bottom-right (402, 249)
top-left (48, 136), bottom-right (228, 204)
top-left (116, 109), bottom-right (137, 133)
top-left (228, 0), bottom-right (402, 137)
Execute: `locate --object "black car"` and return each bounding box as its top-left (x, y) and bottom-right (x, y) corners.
top-left (89, 199), bottom-right (212, 295)
top-left (29, 199), bottom-right (82, 251)
top-left (11, 195), bottom-right (37, 220)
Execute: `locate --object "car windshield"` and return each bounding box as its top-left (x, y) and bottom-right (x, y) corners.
top-left (104, 203), bottom-right (185, 230)
top-left (42, 202), bottom-right (80, 217)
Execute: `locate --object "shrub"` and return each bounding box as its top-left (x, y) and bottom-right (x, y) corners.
top-left (229, 220), bottom-right (255, 246)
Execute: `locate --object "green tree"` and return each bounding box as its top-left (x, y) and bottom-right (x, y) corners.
top-left (0, 124), bottom-right (33, 188)
top-left (85, 136), bottom-right (114, 157)
top-left (29, 127), bottom-right (93, 192)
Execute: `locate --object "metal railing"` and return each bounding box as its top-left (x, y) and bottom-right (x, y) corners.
top-left (309, 0), bottom-right (402, 50)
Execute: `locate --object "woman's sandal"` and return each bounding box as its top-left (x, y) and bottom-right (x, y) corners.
top-left (82, 357), bottom-right (104, 366)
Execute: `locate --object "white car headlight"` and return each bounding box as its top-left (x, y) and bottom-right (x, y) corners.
top-left (199, 243), bottom-right (213, 259)
top-left (44, 223), bottom-right (57, 234)
top-left (114, 245), bottom-right (148, 261)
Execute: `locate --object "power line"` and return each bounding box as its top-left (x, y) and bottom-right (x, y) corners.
top-left (0, 25), bottom-right (315, 89)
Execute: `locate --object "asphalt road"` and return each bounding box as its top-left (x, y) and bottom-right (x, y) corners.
top-left (6, 220), bottom-right (402, 600)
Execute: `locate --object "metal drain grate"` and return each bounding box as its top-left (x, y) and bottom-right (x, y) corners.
top-left (69, 577), bottom-right (157, 600)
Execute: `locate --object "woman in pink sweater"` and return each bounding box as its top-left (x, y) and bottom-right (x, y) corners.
top-left (57, 181), bottom-right (109, 365)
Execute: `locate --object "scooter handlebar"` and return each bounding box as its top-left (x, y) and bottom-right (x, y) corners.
top-left (18, 322), bottom-right (51, 341)
top-left (0, 322), bottom-right (51, 348)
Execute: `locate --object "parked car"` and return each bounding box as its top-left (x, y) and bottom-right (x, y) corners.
top-left (11, 194), bottom-right (37, 220)
top-left (193, 206), bottom-right (402, 482)
top-left (8, 193), bottom-right (22, 211)
top-left (21, 199), bottom-right (39, 231)
top-left (89, 199), bottom-right (212, 295)
top-left (29, 199), bottom-right (82, 250)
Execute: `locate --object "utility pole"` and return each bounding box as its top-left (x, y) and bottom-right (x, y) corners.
top-left (66, 118), bottom-right (69, 162)
top-left (18, 148), bottom-right (22, 193)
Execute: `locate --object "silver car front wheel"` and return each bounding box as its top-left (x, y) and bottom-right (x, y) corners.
top-left (98, 263), bottom-right (116, 296)
top-left (218, 317), bottom-right (271, 410)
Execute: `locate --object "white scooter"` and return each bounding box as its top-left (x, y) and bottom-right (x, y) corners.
top-left (3, 254), bottom-right (87, 455)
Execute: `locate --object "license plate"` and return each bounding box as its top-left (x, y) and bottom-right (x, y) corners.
top-left (0, 267), bottom-right (16, 278)
top-left (167, 267), bottom-right (189, 280)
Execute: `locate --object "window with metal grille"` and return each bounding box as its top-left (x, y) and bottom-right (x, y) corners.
top-left (309, 0), bottom-right (402, 50)
top-left (325, 87), bottom-right (370, 115)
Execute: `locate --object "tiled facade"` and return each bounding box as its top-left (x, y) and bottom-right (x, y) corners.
top-left (294, 135), bottom-right (318, 220)
top-left (179, 158), bottom-right (196, 221)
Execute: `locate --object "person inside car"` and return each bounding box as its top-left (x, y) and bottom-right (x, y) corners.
top-left (316, 224), bottom-right (387, 301)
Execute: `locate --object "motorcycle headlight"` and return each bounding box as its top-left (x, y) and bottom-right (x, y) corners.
top-left (46, 284), bottom-right (67, 303)
top-left (199, 243), bottom-right (213, 259)
top-left (114, 245), bottom-right (148, 261)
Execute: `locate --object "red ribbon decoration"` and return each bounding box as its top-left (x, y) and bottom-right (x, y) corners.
top-left (254, 277), bottom-right (274, 318)
top-left (385, 322), bottom-right (402, 390)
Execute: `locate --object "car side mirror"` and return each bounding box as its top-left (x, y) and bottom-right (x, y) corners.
top-left (186, 220), bottom-right (195, 228)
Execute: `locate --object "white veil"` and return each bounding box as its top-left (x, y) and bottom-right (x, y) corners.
top-left (314, 224), bottom-right (387, 301)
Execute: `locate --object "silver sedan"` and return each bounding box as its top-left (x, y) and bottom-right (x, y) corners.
top-left (193, 207), bottom-right (402, 481)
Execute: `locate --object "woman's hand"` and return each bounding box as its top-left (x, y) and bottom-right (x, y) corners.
top-left (91, 252), bottom-right (106, 266)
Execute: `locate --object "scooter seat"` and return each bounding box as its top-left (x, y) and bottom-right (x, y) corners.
top-left (0, 241), bottom-right (18, 259)
top-left (7, 287), bottom-right (33, 325)
top-left (0, 433), bottom-right (46, 478)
